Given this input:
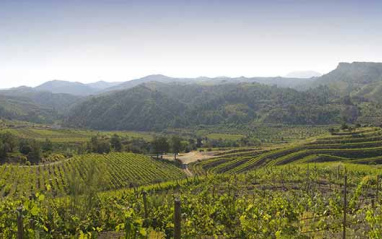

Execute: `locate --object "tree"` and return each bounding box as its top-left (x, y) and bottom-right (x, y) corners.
top-left (171, 136), bottom-right (183, 160)
top-left (97, 141), bottom-right (111, 154)
top-left (20, 140), bottom-right (33, 155)
top-left (89, 136), bottom-right (99, 153)
top-left (126, 138), bottom-right (149, 154)
top-left (110, 134), bottom-right (122, 152)
top-left (341, 122), bottom-right (349, 131)
top-left (42, 138), bottom-right (53, 152)
top-left (87, 136), bottom-right (111, 154)
top-left (186, 139), bottom-right (196, 152)
top-left (196, 138), bottom-right (203, 148)
top-left (0, 140), bottom-right (7, 163)
top-left (2, 132), bottom-right (18, 152)
top-left (151, 136), bottom-right (169, 159)
top-left (28, 141), bottom-right (41, 164)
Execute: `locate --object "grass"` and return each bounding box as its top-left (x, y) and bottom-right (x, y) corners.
top-left (0, 127), bottom-right (153, 143)
top-left (206, 133), bottom-right (244, 141)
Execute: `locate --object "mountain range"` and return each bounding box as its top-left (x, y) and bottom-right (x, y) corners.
top-left (8, 75), bottom-right (316, 97)
top-left (1, 70), bottom-right (322, 97)
top-left (1, 62), bottom-right (382, 128)
top-left (34, 80), bottom-right (121, 96)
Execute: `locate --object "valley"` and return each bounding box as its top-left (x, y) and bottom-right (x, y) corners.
top-left (1, 62), bottom-right (382, 238)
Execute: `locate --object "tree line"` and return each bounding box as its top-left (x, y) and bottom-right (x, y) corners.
top-left (85, 134), bottom-right (191, 160)
top-left (0, 131), bottom-right (262, 165)
top-left (0, 132), bottom-right (54, 164)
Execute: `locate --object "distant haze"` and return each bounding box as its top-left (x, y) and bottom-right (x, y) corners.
top-left (285, 71), bottom-right (322, 79)
top-left (1, 0), bottom-right (382, 88)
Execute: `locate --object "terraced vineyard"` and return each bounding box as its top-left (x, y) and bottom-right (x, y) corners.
top-left (0, 153), bottom-right (185, 198)
top-left (174, 124), bottom-right (331, 144)
top-left (190, 127), bottom-right (382, 175)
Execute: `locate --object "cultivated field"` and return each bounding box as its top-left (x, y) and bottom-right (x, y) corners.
top-left (0, 153), bottom-right (185, 198)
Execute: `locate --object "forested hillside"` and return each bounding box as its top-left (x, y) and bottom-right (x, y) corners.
top-left (311, 62), bottom-right (382, 101)
top-left (65, 82), bottom-right (354, 130)
top-left (103, 74), bottom-right (314, 92)
top-left (0, 87), bottom-right (80, 123)
top-left (35, 80), bottom-right (121, 96)
top-left (0, 95), bottom-right (58, 124)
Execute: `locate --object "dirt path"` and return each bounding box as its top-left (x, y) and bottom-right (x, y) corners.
top-left (21, 151), bottom-right (217, 171)
top-left (163, 151), bottom-right (218, 165)
top-left (163, 151), bottom-right (219, 177)
top-left (183, 165), bottom-right (194, 177)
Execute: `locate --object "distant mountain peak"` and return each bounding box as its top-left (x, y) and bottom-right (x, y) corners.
top-left (312, 61), bottom-right (382, 93)
top-left (87, 81), bottom-right (121, 90)
top-left (140, 74), bottom-right (173, 80)
top-left (35, 80), bottom-right (95, 96)
top-left (34, 80), bottom-right (122, 96)
top-left (10, 86), bottom-right (33, 90)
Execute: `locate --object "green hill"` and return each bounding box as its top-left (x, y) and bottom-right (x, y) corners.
top-left (66, 82), bottom-right (350, 130)
top-left (3, 62), bottom-right (382, 129)
top-left (312, 62), bottom-right (382, 99)
top-left (0, 87), bottom-right (80, 123)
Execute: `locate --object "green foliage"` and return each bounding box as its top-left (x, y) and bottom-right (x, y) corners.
top-left (42, 138), bottom-right (53, 152)
top-left (111, 134), bottom-right (122, 152)
top-left (151, 136), bottom-right (170, 158)
top-left (87, 136), bottom-right (111, 154)
top-left (0, 164), bottom-right (382, 238)
top-left (66, 83), bottom-right (351, 131)
top-left (0, 152), bottom-right (185, 198)
top-left (0, 140), bottom-right (6, 160)
top-left (0, 132), bottom-right (42, 164)
top-left (170, 136), bottom-right (183, 159)
top-left (0, 87), bottom-right (79, 124)
top-left (27, 141), bottom-right (41, 164)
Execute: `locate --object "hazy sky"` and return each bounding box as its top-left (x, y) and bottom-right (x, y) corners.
top-left (1, 0), bottom-right (382, 88)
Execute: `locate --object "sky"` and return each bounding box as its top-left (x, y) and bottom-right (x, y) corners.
top-left (1, 0), bottom-right (382, 89)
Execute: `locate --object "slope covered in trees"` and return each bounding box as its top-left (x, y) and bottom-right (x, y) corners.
top-left (0, 94), bottom-right (59, 124)
top-left (65, 82), bottom-right (354, 130)
top-left (103, 74), bottom-right (314, 92)
top-left (0, 87), bottom-right (80, 123)
top-left (2, 61), bottom-right (382, 129)
top-left (311, 62), bottom-right (382, 101)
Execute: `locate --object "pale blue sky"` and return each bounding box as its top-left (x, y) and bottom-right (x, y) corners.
top-left (1, 0), bottom-right (382, 88)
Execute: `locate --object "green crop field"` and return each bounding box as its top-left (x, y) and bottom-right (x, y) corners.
top-left (2, 127), bottom-right (382, 238)
top-left (206, 133), bottom-right (245, 141)
top-left (0, 127), bottom-right (153, 143)
top-left (1, 162), bottom-right (382, 238)
top-left (0, 152), bottom-right (185, 198)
